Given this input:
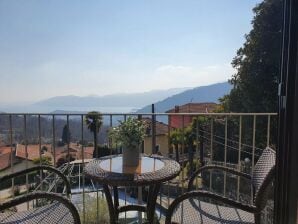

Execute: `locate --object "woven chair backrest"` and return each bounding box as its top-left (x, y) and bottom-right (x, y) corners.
top-left (252, 147), bottom-right (276, 211)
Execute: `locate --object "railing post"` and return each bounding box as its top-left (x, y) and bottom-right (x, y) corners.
top-left (137, 114), bottom-right (143, 223)
top-left (109, 115), bottom-right (113, 155)
top-left (23, 114), bottom-right (29, 210)
top-left (38, 115), bottom-right (43, 191)
top-left (38, 115), bottom-right (41, 166)
top-left (224, 116), bottom-right (228, 197)
top-left (175, 144), bottom-right (179, 162)
top-left (52, 115), bottom-right (57, 193)
top-left (188, 142), bottom-right (194, 177)
top-left (151, 104), bottom-right (156, 154)
top-left (168, 115), bottom-right (171, 156)
top-left (81, 115), bottom-right (86, 224)
top-left (181, 115), bottom-right (185, 194)
top-left (137, 115), bottom-right (144, 153)
top-left (251, 115), bottom-right (256, 204)
top-left (52, 115), bottom-right (56, 167)
top-left (138, 186), bottom-right (142, 223)
top-left (9, 115), bottom-right (14, 198)
top-left (67, 115), bottom-right (70, 166)
top-left (209, 118), bottom-right (214, 191)
top-left (267, 115), bottom-right (271, 147)
top-left (199, 121), bottom-right (204, 166)
top-left (237, 116), bottom-right (242, 201)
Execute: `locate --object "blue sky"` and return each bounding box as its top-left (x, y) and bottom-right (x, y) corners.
top-left (0, 0), bottom-right (261, 104)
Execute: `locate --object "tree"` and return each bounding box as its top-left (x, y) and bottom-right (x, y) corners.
top-left (170, 128), bottom-right (183, 161)
top-left (85, 111), bottom-right (103, 158)
top-left (61, 124), bottom-right (71, 144)
top-left (170, 126), bottom-right (195, 162)
top-left (220, 0), bottom-right (282, 113)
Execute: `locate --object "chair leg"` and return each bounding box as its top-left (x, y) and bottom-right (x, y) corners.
top-left (103, 185), bottom-right (117, 224)
top-left (254, 213), bottom-right (261, 224)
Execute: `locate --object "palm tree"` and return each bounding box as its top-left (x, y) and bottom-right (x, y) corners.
top-left (170, 129), bottom-right (183, 162)
top-left (85, 111), bottom-right (103, 158)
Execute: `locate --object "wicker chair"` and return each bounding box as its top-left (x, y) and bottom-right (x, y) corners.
top-left (166, 147), bottom-right (276, 224)
top-left (0, 165), bottom-right (81, 224)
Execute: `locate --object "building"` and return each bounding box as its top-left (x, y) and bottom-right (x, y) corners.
top-left (67, 143), bottom-right (94, 160)
top-left (15, 143), bottom-right (94, 166)
top-left (142, 118), bottom-right (169, 155)
top-left (166, 102), bottom-right (218, 129)
top-left (0, 146), bottom-right (15, 171)
top-left (16, 144), bottom-right (53, 161)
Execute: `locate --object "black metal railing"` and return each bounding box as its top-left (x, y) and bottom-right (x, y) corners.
top-left (0, 112), bottom-right (277, 223)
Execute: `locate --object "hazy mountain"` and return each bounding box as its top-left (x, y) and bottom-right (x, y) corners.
top-left (0, 83), bottom-right (231, 114)
top-left (34, 88), bottom-right (190, 108)
top-left (137, 82), bottom-right (232, 113)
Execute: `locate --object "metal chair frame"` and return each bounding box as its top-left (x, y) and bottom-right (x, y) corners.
top-left (166, 147), bottom-right (276, 224)
top-left (0, 165), bottom-right (81, 224)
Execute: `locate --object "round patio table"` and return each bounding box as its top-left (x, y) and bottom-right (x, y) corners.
top-left (85, 154), bottom-right (181, 224)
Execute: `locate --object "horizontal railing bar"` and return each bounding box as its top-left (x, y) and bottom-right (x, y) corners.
top-left (0, 112), bottom-right (278, 116)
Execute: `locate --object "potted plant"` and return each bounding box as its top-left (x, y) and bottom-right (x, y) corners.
top-left (109, 117), bottom-right (146, 167)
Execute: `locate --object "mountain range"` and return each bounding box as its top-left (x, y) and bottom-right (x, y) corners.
top-left (33, 87), bottom-right (190, 108)
top-left (137, 82), bottom-right (232, 113)
top-left (0, 82), bottom-right (232, 113)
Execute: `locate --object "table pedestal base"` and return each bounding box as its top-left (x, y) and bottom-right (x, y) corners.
top-left (103, 184), bottom-right (161, 224)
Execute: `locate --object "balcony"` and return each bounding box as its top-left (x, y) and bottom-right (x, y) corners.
top-left (0, 112), bottom-right (277, 223)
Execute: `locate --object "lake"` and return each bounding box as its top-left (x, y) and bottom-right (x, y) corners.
top-left (0, 105), bottom-right (139, 114)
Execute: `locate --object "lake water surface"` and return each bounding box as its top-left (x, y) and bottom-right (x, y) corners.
top-left (0, 105), bottom-right (138, 113)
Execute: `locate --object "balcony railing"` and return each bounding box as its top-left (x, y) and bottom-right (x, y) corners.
top-left (0, 112), bottom-right (277, 223)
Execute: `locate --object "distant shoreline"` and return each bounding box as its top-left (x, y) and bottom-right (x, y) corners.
top-left (0, 106), bottom-right (138, 114)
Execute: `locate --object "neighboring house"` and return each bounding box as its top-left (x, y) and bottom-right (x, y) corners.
top-left (55, 147), bottom-right (77, 163)
top-left (0, 153), bottom-right (11, 171)
top-left (0, 146), bottom-right (15, 171)
top-left (0, 145), bottom-right (37, 175)
top-left (68, 143), bottom-right (94, 160)
top-left (16, 144), bottom-right (52, 161)
top-left (47, 144), bottom-right (93, 164)
top-left (15, 143), bottom-right (94, 166)
top-left (166, 102), bottom-right (218, 129)
top-left (142, 118), bottom-right (169, 155)
top-left (78, 147), bottom-right (94, 159)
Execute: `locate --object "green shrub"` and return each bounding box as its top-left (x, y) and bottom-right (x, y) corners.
top-left (32, 156), bottom-right (52, 165)
top-left (185, 159), bottom-right (201, 176)
top-left (78, 195), bottom-right (109, 224)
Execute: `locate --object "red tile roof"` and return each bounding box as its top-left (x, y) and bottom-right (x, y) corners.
top-left (166, 102), bottom-right (218, 113)
top-left (0, 152), bottom-right (11, 170)
top-left (16, 144), bottom-right (52, 161)
top-left (0, 146), bottom-right (12, 154)
top-left (83, 147), bottom-right (94, 156)
top-left (0, 146), bottom-right (15, 170)
top-left (75, 147), bottom-right (94, 160)
top-left (15, 143), bottom-right (94, 163)
top-left (64, 143), bottom-right (94, 159)
top-left (51, 145), bottom-right (94, 162)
